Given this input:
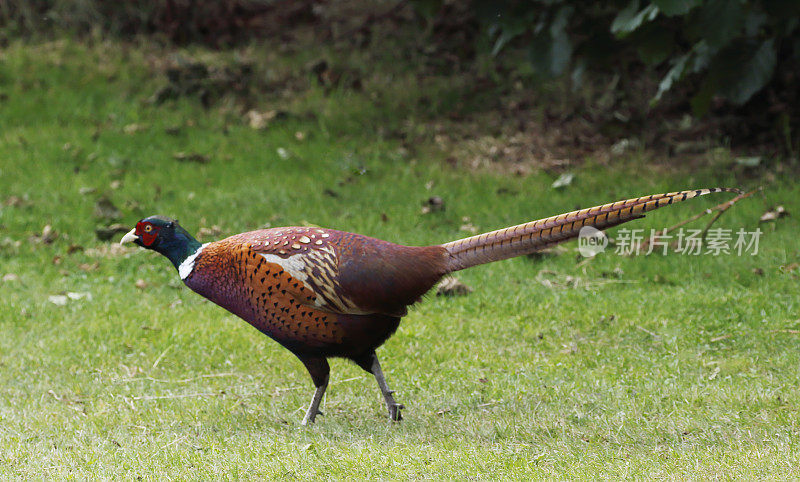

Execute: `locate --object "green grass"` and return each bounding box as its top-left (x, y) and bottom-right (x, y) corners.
top-left (1, 38), bottom-right (799, 479)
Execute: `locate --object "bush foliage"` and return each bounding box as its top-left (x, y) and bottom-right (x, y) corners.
top-left (459, 0), bottom-right (800, 114)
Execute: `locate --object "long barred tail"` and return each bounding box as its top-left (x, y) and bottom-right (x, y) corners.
top-left (441, 188), bottom-right (741, 272)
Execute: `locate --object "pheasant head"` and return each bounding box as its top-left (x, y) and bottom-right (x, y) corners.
top-left (120, 216), bottom-right (202, 270)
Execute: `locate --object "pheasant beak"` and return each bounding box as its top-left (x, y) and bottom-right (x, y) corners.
top-left (120, 228), bottom-right (139, 245)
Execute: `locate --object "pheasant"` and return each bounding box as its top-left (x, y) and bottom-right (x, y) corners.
top-left (121, 188), bottom-right (738, 424)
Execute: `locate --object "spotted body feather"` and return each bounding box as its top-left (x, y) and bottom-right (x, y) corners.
top-left (182, 227), bottom-right (446, 358)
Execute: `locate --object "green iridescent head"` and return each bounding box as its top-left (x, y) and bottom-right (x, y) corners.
top-left (121, 216), bottom-right (201, 269)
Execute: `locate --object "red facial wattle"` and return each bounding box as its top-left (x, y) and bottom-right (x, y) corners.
top-left (136, 222), bottom-right (159, 246)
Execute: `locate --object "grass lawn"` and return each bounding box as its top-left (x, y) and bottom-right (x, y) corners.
top-left (1, 38), bottom-right (799, 478)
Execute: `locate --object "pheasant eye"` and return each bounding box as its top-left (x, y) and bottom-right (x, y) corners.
top-left (144, 224), bottom-right (153, 233)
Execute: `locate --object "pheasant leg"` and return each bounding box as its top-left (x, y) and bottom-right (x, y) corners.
top-left (301, 383), bottom-right (327, 425)
top-left (299, 356), bottom-right (330, 425)
top-left (367, 352), bottom-right (404, 421)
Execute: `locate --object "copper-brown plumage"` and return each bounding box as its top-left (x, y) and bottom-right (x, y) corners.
top-left (122, 188), bottom-right (739, 424)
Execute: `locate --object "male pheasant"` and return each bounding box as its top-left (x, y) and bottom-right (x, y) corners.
top-left (121, 188), bottom-right (738, 424)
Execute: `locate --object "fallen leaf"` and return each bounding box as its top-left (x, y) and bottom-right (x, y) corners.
top-left (95, 224), bottom-right (130, 241)
top-left (49, 292), bottom-right (93, 305)
top-left (67, 291), bottom-right (91, 301)
top-left (123, 123), bottom-right (147, 134)
top-left (421, 196), bottom-right (445, 214)
top-left (551, 172), bottom-right (574, 189)
top-left (245, 110), bottom-right (277, 129)
top-left (436, 276), bottom-right (473, 296)
top-left (94, 196), bottom-right (122, 221)
top-left (752, 267), bottom-right (764, 276)
top-left (760, 205), bottom-right (788, 222)
top-left (781, 263), bottom-right (799, 273)
top-left (2, 273), bottom-right (19, 282)
top-left (48, 295), bottom-right (68, 306)
top-left (42, 225), bottom-right (58, 244)
top-left (31, 225), bottom-right (57, 244)
top-left (135, 279), bottom-right (148, 290)
top-left (4, 195), bottom-right (30, 207)
top-left (610, 138), bottom-right (640, 156)
top-left (78, 262), bottom-right (100, 272)
top-left (173, 152), bottom-right (209, 164)
top-left (79, 187), bottom-right (97, 195)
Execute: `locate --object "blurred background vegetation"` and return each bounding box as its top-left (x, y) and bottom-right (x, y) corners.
top-left (1, 0), bottom-right (798, 163)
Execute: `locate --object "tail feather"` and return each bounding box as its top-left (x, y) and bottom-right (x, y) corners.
top-left (441, 188), bottom-right (741, 272)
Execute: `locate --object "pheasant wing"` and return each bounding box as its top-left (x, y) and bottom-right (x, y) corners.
top-left (241, 227), bottom-right (446, 318)
top-left (244, 228), bottom-right (371, 315)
